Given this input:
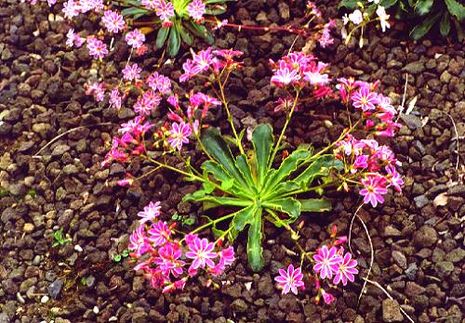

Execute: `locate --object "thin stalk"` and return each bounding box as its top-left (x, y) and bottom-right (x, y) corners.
top-left (180, 212), bottom-right (237, 241)
top-left (215, 74), bottom-right (244, 155)
top-left (268, 90), bottom-right (301, 169)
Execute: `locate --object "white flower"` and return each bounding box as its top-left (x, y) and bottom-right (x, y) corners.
top-left (342, 13), bottom-right (350, 25)
top-left (348, 10), bottom-right (363, 25)
top-left (368, 0), bottom-right (380, 3)
top-left (376, 6), bottom-right (390, 32)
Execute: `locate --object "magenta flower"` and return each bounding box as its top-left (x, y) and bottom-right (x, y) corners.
top-left (359, 174), bottom-right (388, 207)
top-left (154, 0), bottom-right (175, 21)
top-left (271, 62), bottom-right (301, 87)
top-left (168, 122), bottom-right (192, 151)
top-left (128, 225), bottom-right (152, 257)
top-left (153, 242), bottom-right (185, 277)
top-left (66, 29), bottom-right (85, 48)
top-left (85, 82), bottom-right (105, 102)
top-left (385, 165), bottom-right (403, 192)
top-left (189, 92), bottom-right (221, 118)
top-left (122, 63), bottom-right (142, 81)
top-left (185, 237), bottom-right (217, 270)
top-left (79, 0), bottom-right (104, 13)
top-left (218, 246), bottom-right (235, 266)
top-left (274, 264), bottom-right (305, 295)
top-left (333, 252), bottom-right (358, 286)
top-left (102, 10), bottom-right (125, 33)
top-left (351, 86), bottom-right (379, 111)
top-left (125, 29), bottom-right (145, 49)
top-left (134, 90), bottom-right (161, 115)
top-left (321, 289), bottom-right (336, 304)
top-left (109, 88), bottom-right (123, 109)
top-left (147, 72), bottom-right (172, 94)
top-left (86, 37), bottom-right (108, 59)
top-left (138, 201), bottom-right (161, 224)
top-left (62, 0), bottom-right (81, 19)
top-left (147, 221), bottom-right (171, 246)
top-left (180, 59), bottom-right (202, 82)
top-left (187, 0), bottom-right (206, 20)
top-left (313, 245), bottom-right (342, 280)
top-left (353, 155), bottom-right (368, 170)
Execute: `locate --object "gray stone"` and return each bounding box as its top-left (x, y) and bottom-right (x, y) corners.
top-left (445, 248), bottom-right (465, 263)
top-left (413, 225), bottom-right (437, 247)
top-left (402, 61), bottom-right (425, 74)
top-left (414, 195), bottom-right (429, 208)
top-left (392, 251), bottom-right (407, 269)
top-left (435, 261), bottom-right (454, 277)
top-left (48, 279), bottom-right (63, 299)
top-left (382, 299), bottom-right (403, 322)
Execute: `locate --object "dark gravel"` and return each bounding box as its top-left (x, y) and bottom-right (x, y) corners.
top-left (1, 0), bottom-right (464, 322)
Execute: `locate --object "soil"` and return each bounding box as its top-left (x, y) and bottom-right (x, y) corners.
top-left (1, 0), bottom-right (465, 322)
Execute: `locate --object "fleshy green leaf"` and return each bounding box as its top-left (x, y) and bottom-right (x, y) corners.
top-left (185, 21), bottom-right (214, 44)
top-left (235, 155), bottom-right (256, 191)
top-left (380, 0), bottom-right (398, 9)
top-left (263, 197), bottom-right (301, 219)
top-left (156, 27), bottom-right (170, 49)
top-left (445, 0), bottom-right (465, 20)
top-left (251, 124), bottom-right (273, 187)
top-left (201, 128), bottom-right (250, 190)
top-left (121, 7), bottom-right (150, 18)
top-left (231, 205), bottom-right (256, 232)
top-left (167, 23), bottom-right (181, 57)
top-left (205, 6), bottom-right (227, 15)
top-left (178, 23), bottom-right (194, 46)
top-left (247, 208), bottom-right (264, 272)
top-left (338, 0), bottom-right (358, 9)
top-left (410, 12), bottom-right (441, 40)
top-left (293, 155), bottom-right (342, 188)
top-left (183, 195), bottom-right (251, 209)
top-left (263, 149), bottom-right (311, 195)
top-left (414, 0), bottom-right (433, 16)
top-left (440, 11), bottom-right (451, 36)
top-left (299, 198), bottom-right (332, 212)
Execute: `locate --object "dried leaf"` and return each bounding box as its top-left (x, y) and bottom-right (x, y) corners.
top-left (405, 95), bottom-right (417, 115)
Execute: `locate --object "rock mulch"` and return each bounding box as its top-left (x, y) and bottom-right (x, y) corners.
top-left (1, 0), bottom-right (464, 322)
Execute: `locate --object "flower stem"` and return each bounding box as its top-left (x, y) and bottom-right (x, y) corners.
top-left (268, 90), bottom-right (300, 169)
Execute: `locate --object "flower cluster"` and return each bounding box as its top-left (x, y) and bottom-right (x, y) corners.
top-left (270, 52), bottom-right (332, 102)
top-left (129, 201), bottom-right (235, 293)
top-left (274, 228), bottom-right (358, 304)
top-left (341, 0), bottom-right (390, 47)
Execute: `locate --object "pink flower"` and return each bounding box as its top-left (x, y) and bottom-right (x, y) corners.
top-left (138, 201), bottom-right (161, 224)
top-left (147, 221), bottom-right (171, 246)
top-left (122, 63), bottom-right (142, 81)
top-left (125, 29), bottom-right (145, 49)
top-left (128, 225), bottom-right (152, 257)
top-left (321, 289), bottom-right (336, 304)
top-left (118, 116), bottom-right (152, 136)
top-left (351, 86), bottom-right (379, 111)
top-left (359, 174), bottom-right (388, 207)
top-left (102, 10), bottom-right (125, 33)
top-left (189, 92), bottom-right (221, 118)
top-left (274, 264), bottom-right (305, 295)
top-left (109, 88), bottom-right (123, 109)
top-left (168, 122), bottom-right (192, 151)
top-left (185, 237), bottom-right (217, 270)
top-left (271, 62), bottom-right (301, 87)
top-left (218, 246), bottom-right (235, 266)
top-left (333, 252), bottom-right (358, 286)
top-left (134, 90), bottom-right (161, 115)
top-left (313, 246), bottom-right (342, 280)
top-left (385, 165), bottom-right (403, 192)
top-left (66, 29), bottom-right (85, 48)
top-left (154, 242), bottom-right (185, 277)
top-left (85, 82), bottom-right (105, 102)
top-left (62, 0), bottom-right (81, 19)
top-left (304, 71), bottom-right (330, 86)
top-left (147, 72), bottom-right (172, 94)
top-left (193, 48), bottom-right (215, 71)
top-left (154, 0), bottom-right (175, 21)
top-left (353, 155), bottom-right (368, 170)
top-left (86, 37), bottom-right (108, 59)
top-left (180, 59), bottom-right (202, 82)
top-left (187, 0), bottom-right (206, 20)
top-left (79, 0), bottom-right (104, 12)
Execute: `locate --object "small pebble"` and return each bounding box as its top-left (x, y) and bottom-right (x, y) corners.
top-left (41, 295), bottom-right (50, 303)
